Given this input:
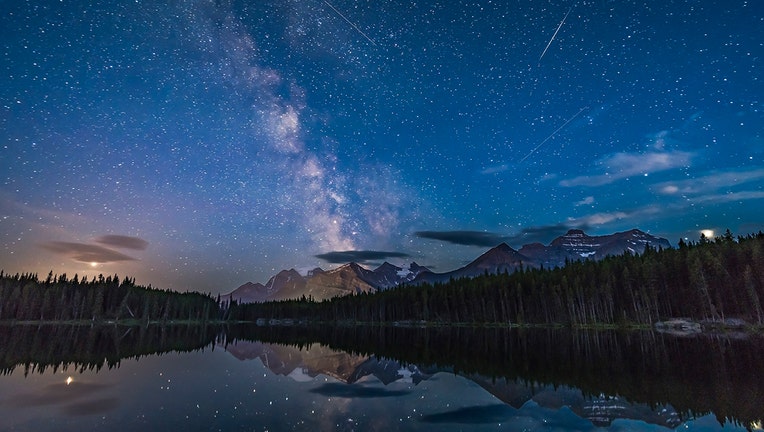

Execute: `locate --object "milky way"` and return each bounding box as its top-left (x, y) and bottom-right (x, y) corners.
top-left (1, 0), bottom-right (762, 293)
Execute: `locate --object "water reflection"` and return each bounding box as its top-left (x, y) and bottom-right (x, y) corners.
top-left (224, 324), bottom-right (764, 428)
top-left (0, 323), bottom-right (218, 375)
top-left (0, 323), bottom-right (761, 431)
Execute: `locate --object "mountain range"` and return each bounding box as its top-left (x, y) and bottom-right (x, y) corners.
top-left (225, 228), bottom-right (671, 303)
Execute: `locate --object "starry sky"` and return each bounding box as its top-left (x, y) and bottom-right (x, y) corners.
top-left (2, 0), bottom-right (762, 294)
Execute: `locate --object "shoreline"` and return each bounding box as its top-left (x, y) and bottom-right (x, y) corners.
top-left (3, 317), bottom-right (761, 335)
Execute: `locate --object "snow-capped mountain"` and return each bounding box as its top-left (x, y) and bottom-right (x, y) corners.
top-left (225, 228), bottom-right (671, 302)
top-left (366, 262), bottom-right (431, 289)
top-left (225, 262), bottom-right (431, 302)
top-left (519, 229), bottom-right (671, 268)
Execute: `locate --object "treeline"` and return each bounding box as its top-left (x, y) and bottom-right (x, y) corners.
top-left (0, 271), bottom-right (219, 323)
top-left (230, 231), bottom-right (764, 326)
top-left (4, 231), bottom-right (764, 326)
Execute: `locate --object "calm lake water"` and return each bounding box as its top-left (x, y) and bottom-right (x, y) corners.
top-left (0, 324), bottom-right (761, 431)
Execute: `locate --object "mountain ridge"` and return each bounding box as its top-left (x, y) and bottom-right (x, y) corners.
top-left (226, 228), bottom-right (671, 303)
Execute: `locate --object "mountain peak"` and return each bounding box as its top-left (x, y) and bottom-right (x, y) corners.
top-left (623, 228), bottom-right (648, 237)
top-left (226, 228), bottom-right (671, 302)
top-left (374, 262), bottom-right (401, 273)
top-left (329, 262), bottom-right (371, 275)
top-left (307, 267), bottom-right (324, 277)
top-left (550, 229), bottom-right (593, 247)
top-left (467, 242), bottom-right (526, 270)
top-left (408, 262), bottom-right (429, 272)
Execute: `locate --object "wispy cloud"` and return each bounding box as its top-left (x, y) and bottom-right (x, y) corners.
top-left (503, 223), bottom-right (584, 245)
top-left (690, 191), bottom-right (764, 204)
top-left (560, 150), bottom-right (693, 187)
top-left (315, 250), bottom-right (410, 264)
top-left (414, 230), bottom-right (509, 247)
top-left (566, 206), bottom-right (662, 227)
top-left (41, 242), bottom-right (138, 264)
top-left (654, 168), bottom-right (764, 195)
top-left (95, 235), bottom-right (149, 250)
top-left (574, 196), bottom-right (594, 206)
top-left (480, 164), bottom-right (511, 175)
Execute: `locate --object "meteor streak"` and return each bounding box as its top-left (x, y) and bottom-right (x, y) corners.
top-left (538, 6), bottom-right (573, 62)
top-left (519, 107), bottom-right (588, 163)
top-left (323, 0), bottom-right (377, 46)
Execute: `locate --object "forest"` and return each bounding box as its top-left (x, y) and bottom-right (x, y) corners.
top-left (0, 271), bottom-right (219, 323)
top-left (2, 231), bottom-right (764, 327)
top-left (227, 231), bottom-right (764, 327)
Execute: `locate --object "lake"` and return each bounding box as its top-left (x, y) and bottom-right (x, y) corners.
top-left (0, 324), bottom-right (762, 431)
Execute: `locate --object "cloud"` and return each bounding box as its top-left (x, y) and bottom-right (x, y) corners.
top-left (690, 190), bottom-right (764, 204)
top-left (654, 168), bottom-right (764, 195)
top-left (650, 130), bottom-right (670, 150)
top-left (41, 242), bottom-right (137, 264)
top-left (480, 164), bottom-right (511, 175)
top-left (315, 250), bottom-right (411, 264)
top-left (308, 383), bottom-right (410, 398)
top-left (94, 235), bottom-right (148, 250)
top-left (569, 211), bottom-right (629, 225)
top-left (420, 404), bottom-right (515, 425)
top-left (503, 224), bottom-right (585, 245)
top-left (415, 225), bottom-right (603, 247)
top-left (567, 206), bottom-right (661, 227)
top-left (8, 381), bottom-right (112, 407)
top-left (574, 196), bottom-right (594, 206)
top-left (62, 398), bottom-right (120, 416)
top-left (560, 150), bottom-right (693, 187)
top-left (414, 231), bottom-right (510, 247)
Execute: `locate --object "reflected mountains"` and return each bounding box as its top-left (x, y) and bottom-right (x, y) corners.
top-left (223, 337), bottom-right (682, 428)
top-left (3, 323), bottom-right (762, 428)
top-left (223, 325), bottom-right (764, 428)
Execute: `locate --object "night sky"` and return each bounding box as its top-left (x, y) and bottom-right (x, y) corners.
top-left (2, 0), bottom-right (762, 294)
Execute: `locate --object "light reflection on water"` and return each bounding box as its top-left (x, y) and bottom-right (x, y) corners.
top-left (0, 326), bottom-right (760, 431)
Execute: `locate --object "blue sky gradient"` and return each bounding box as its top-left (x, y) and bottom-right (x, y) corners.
top-left (2, 0), bottom-right (762, 293)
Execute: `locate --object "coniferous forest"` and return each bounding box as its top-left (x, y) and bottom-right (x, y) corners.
top-left (228, 231), bottom-right (764, 327)
top-left (1, 231), bottom-right (764, 327)
top-left (0, 271), bottom-right (219, 323)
